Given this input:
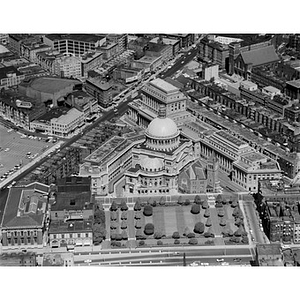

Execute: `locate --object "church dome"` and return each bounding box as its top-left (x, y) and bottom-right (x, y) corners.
top-left (146, 117), bottom-right (179, 138)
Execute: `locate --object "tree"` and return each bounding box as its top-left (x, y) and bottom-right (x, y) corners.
top-left (110, 211), bottom-right (118, 221)
top-left (229, 236), bottom-right (240, 243)
top-left (121, 220), bottom-right (127, 229)
top-left (147, 198), bottom-right (154, 206)
top-left (183, 227), bottom-right (191, 237)
top-left (157, 240), bottom-right (163, 246)
top-left (172, 231), bottom-right (180, 239)
top-left (174, 239), bottom-right (180, 245)
top-left (232, 206), bottom-right (240, 217)
top-left (184, 199), bottom-right (191, 206)
top-left (143, 205), bottom-right (153, 217)
top-left (135, 229), bottom-right (143, 239)
top-left (235, 217), bottom-right (244, 227)
top-left (139, 240), bottom-right (145, 246)
top-left (94, 207), bottom-right (105, 224)
top-left (177, 196), bottom-right (184, 205)
top-left (152, 200), bottom-right (157, 207)
top-left (93, 223), bottom-right (106, 244)
top-left (115, 233), bottom-right (122, 241)
top-left (191, 204), bottom-right (200, 214)
top-left (215, 202), bottom-right (223, 208)
top-left (110, 200), bottom-right (118, 211)
top-left (228, 229), bottom-right (234, 236)
top-left (206, 217), bottom-right (212, 227)
top-left (194, 195), bottom-right (201, 205)
top-left (204, 208), bottom-right (210, 218)
top-left (189, 238), bottom-right (198, 245)
top-left (234, 227), bottom-right (243, 237)
top-left (202, 200), bottom-right (209, 209)
top-left (121, 211), bottom-right (128, 220)
top-left (120, 200), bottom-right (128, 211)
top-left (134, 200), bottom-right (142, 211)
top-left (194, 222), bottom-right (205, 234)
top-left (218, 208), bottom-right (225, 217)
top-left (154, 232), bottom-right (163, 239)
top-left (219, 217), bottom-right (226, 227)
top-left (134, 211), bottom-right (142, 220)
top-left (144, 223), bottom-right (155, 235)
top-left (215, 194), bottom-right (222, 204)
top-left (222, 198), bottom-right (227, 205)
top-left (111, 241), bottom-right (122, 247)
top-left (121, 230), bottom-right (128, 240)
top-left (231, 199), bottom-right (238, 208)
top-left (187, 232), bottom-right (195, 238)
top-left (159, 197), bottom-right (166, 206)
top-left (135, 220), bottom-right (142, 229)
top-left (110, 221), bottom-right (117, 229)
top-left (242, 236), bottom-right (249, 244)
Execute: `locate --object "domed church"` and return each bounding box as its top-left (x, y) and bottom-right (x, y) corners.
top-left (124, 105), bottom-right (196, 195)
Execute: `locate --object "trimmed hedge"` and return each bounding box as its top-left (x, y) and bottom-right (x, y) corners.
top-left (157, 240), bottom-right (163, 246)
top-left (194, 222), bottom-right (205, 234)
top-left (191, 204), bottom-right (200, 214)
top-left (110, 201), bottom-right (118, 211)
top-left (154, 232), bottom-right (163, 239)
top-left (143, 205), bottom-right (153, 217)
top-left (134, 200), bottom-right (142, 211)
top-left (187, 232), bottom-right (195, 239)
top-left (120, 200), bottom-right (128, 211)
top-left (172, 231), bottom-right (180, 239)
top-left (174, 239), bottom-right (180, 245)
top-left (144, 223), bottom-right (155, 235)
top-left (189, 238), bottom-right (198, 245)
top-left (194, 195), bottom-right (201, 205)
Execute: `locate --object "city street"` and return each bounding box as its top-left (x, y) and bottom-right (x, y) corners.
top-left (160, 46), bottom-right (199, 79)
top-left (72, 245), bottom-right (254, 266)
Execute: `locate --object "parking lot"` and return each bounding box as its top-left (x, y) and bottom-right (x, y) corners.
top-left (0, 125), bottom-right (50, 179)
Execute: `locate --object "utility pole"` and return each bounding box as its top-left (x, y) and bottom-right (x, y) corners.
top-left (183, 252), bottom-right (186, 266)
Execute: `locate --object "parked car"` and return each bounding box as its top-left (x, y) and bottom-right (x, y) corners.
top-left (216, 258), bottom-right (224, 262)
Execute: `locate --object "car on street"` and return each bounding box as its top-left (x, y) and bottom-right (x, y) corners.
top-left (84, 259), bottom-right (92, 263)
top-left (233, 258), bottom-right (242, 262)
top-left (4, 148), bottom-right (10, 152)
top-left (216, 258), bottom-right (224, 262)
top-left (190, 261), bottom-right (200, 266)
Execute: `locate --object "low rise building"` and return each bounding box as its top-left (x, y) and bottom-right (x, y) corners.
top-left (30, 107), bottom-right (85, 137)
top-left (18, 76), bottom-right (81, 107)
top-left (49, 177), bottom-right (93, 248)
top-left (150, 36), bottom-right (180, 56)
top-left (43, 34), bottom-right (106, 57)
top-left (0, 182), bottom-right (50, 252)
top-left (85, 77), bottom-right (113, 108)
top-left (256, 243), bottom-right (283, 266)
top-left (131, 55), bottom-right (162, 73)
top-left (286, 79), bottom-right (300, 100)
top-left (0, 90), bottom-right (46, 130)
top-left (262, 85), bottom-right (281, 99)
top-left (0, 66), bottom-right (25, 90)
top-left (81, 51), bottom-right (103, 78)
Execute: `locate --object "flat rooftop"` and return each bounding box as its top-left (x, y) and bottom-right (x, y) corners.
top-left (52, 108), bottom-right (83, 125)
top-left (241, 152), bottom-right (266, 162)
top-left (37, 107), bottom-right (70, 121)
top-left (20, 77), bottom-right (80, 94)
top-left (51, 191), bottom-right (93, 211)
top-left (49, 219), bottom-right (93, 234)
top-left (150, 78), bottom-right (179, 94)
top-left (45, 34), bottom-right (106, 43)
top-left (214, 130), bottom-right (247, 147)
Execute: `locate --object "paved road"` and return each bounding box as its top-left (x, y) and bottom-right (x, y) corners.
top-left (243, 201), bottom-right (266, 244)
top-left (160, 47), bottom-right (199, 79)
top-left (73, 246), bottom-right (254, 266)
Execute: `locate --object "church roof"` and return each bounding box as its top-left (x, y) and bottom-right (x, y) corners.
top-left (240, 45), bottom-right (279, 67)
